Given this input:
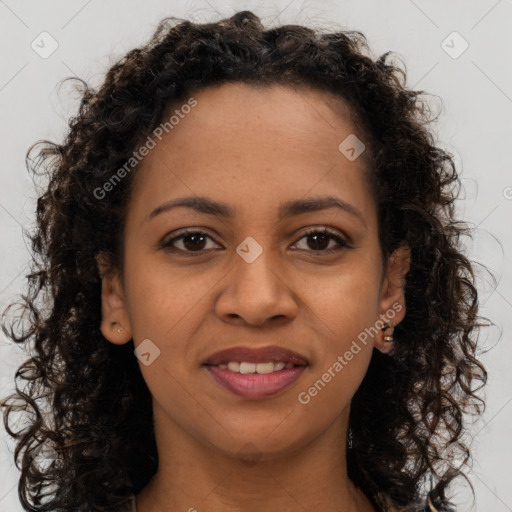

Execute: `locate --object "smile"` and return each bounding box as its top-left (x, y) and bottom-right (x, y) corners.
top-left (217, 361), bottom-right (294, 373)
top-left (202, 344), bottom-right (309, 399)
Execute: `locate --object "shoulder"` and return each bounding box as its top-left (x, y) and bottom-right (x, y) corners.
top-left (390, 494), bottom-right (456, 512)
top-left (109, 494), bottom-right (137, 512)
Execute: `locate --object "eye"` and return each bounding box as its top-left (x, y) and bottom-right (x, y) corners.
top-left (160, 227), bottom-right (351, 256)
top-left (292, 228), bottom-right (350, 254)
top-left (160, 229), bottom-right (220, 255)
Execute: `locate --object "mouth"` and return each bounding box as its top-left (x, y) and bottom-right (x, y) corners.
top-left (203, 345), bottom-right (309, 367)
top-left (203, 345), bottom-right (308, 399)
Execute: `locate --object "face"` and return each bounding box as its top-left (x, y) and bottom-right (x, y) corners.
top-left (98, 82), bottom-right (410, 461)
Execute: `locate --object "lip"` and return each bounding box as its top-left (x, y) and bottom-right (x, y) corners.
top-left (202, 345), bottom-right (309, 400)
top-left (203, 345), bottom-right (309, 366)
top-left (205, 365), bottom-right (307, 399)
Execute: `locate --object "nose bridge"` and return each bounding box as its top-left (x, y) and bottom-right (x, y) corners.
top-left (234, 234), bottom-right (283, 298)
top-left (215, 234), bottom-right (297, 324)
top-left (235, 237), bottom-right (279, 293)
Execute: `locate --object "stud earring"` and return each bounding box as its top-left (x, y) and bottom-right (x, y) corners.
top-left (111, 321), bottom-right (123, 334)
top-left (378, 323), bottom-right (395, 354)
top-left (382, 323), bottom-right (394, 343)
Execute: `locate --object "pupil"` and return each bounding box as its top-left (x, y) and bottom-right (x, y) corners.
top-left (308, 233), bottom-right (329, 250)
top-left (184, 234), bottom-right (206, 251)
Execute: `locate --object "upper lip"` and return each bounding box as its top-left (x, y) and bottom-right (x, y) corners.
top-left (203, 345), bottom-right (309, 366)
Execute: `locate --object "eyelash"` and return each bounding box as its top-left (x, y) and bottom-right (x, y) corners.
top-left (159, 227), bottom-right (351, 256)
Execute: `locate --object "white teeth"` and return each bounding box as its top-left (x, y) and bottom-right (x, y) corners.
top-left (218, 361), bottom-right (294, 374)
top-left (255, 362), bottom-right (274, 374)
top-left (227, 361), bottom-right (240, 372)
top-left (239, 362), bottom-right (256, 374)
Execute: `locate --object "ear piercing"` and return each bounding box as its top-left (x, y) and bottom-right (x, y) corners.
top-left (382, 323), bottom-right (394, 343)
top-left (111, 321), bottom-right (123, 334)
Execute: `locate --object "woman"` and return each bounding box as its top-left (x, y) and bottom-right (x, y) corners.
top-left (1, 10), bottom-right (487, 512)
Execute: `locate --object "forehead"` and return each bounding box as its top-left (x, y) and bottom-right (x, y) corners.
top-left (127, 82), bottom-right (375, 226)
top-left (160, 82), bottom-right (363, 155)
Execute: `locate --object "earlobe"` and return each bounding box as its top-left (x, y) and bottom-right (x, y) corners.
top-left (375, 322), bottom-right (395, 355)
top-left (96, 252), bottom-right (133, 345)
top-left (375, 244), bottom-right (411, 354)
top-left (100, 319), bottom-right (132, 346)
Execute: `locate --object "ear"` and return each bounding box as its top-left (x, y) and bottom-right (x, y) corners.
top-left (374, 244), bottom-right (411, 353)
top-left (96, 252), bottom-right (133, 345)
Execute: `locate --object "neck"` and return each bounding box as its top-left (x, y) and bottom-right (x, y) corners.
top-left (136, 403), bottom-right (375, 512)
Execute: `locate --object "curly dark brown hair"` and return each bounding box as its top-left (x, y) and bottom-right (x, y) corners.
top-left (1, 10), bottom-right (488, 512)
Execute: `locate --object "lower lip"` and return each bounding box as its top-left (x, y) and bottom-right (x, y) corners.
top-left (205, 365), bottom-right (307, 399)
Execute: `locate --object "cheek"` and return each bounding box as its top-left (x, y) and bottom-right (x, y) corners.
top-left (294, 319), bottom-right (375, 430)
top-left (307, 257), bottom-right (382, 344)
top-left (123, 254), bottom-right (210, 341)
top-left (299, 258), bottom-right (381, 404)
top-left (123, 256), bottom-right (215, 401)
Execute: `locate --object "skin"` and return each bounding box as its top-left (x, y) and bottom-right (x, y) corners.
top-left (98, 82), bottom-right (410, 512)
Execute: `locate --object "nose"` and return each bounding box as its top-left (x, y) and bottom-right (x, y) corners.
top-left (214, 245), bottom-right (298, 327)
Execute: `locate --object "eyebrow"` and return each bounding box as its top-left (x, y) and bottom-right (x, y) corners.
top-left (148, 195), bottom-right (366, 226)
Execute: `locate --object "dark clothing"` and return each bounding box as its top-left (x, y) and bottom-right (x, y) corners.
top-left (113, 493), bottom-right (449, 511)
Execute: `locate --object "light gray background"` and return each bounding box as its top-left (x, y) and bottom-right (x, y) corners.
top-left (1, 1), bottom-right (511, 510)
